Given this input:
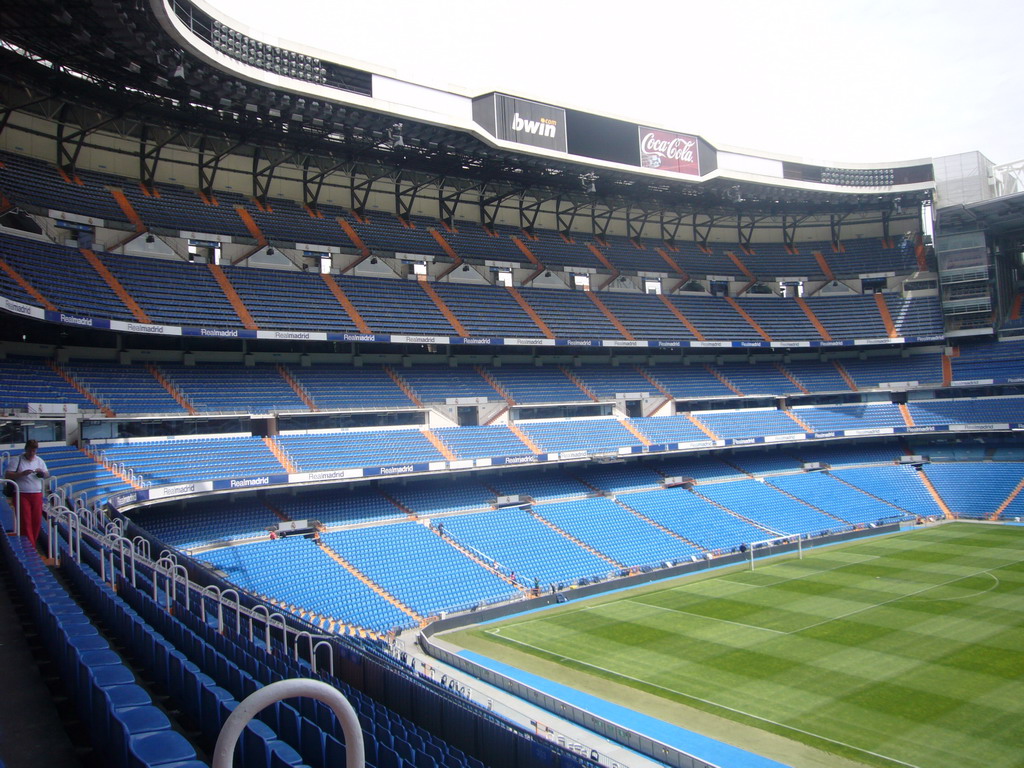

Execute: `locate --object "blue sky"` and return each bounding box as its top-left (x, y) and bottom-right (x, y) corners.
top-left (208, 0), bottom-right (1022, 166)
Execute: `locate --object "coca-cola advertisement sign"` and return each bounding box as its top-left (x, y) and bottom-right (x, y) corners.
top-left (638, 127), bottom-right (700, 176)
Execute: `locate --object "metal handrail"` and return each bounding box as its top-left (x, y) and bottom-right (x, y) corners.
top-left (212, 679), bottom-right (363, 768)
top-left (2, 478), bottom-right (20, 537)
top-left (267, 612), bottom-right (289, 655)
top-left (45, 506), bottom-right (342, 680)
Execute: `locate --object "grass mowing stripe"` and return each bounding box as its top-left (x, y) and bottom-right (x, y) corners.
top-left (620, 597), bottom-right (789, 635)
top-left (791, 561), bottom-right (1020, 635)
top-left (487, 629), bottom-right (925, 768)
top-left (457, 525), bottom-right (1024, 768)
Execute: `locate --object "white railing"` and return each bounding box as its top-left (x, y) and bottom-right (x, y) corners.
top-left (2, 479), bottom-right (20, 537)
top-left (45, 502), bottom-right (340, 668)
top-left (212, 679), bottom-right (364, 768)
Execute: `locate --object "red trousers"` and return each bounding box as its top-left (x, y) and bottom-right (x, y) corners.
top-left (19, 492), bottom-right (43, 545)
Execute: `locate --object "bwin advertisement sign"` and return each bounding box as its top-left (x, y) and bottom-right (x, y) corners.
top-left (473, 93), bottom-right (567, 153)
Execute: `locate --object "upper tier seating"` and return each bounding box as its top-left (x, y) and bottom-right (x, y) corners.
top-left (287, 363), bottom-right (414, 410)
top-left (99, 251), bottom-right (240, 327)
top-left (35, 445), bottom-right (133, 503)
top-left (712, 361), bottom-right (803, 396)
top-left (738, 242), bottom-right (821, 280)
top-left (781, 359), bottom-right (852, 393)
top-left (630, 414), bottom-right (718, 444)
top-left (792, 403), bottom-right (907, 431)
top-left (0, 151), bottom-right (128, 222)
top-left (95, 435), bottom-right (284, 485)
top-left (6, 350), bottom-right (994, 420)
top-left (0, 225), bottom-right (946, 342)
top-left (432, 282), bottom-right (545, 338)
top-left (517, 286), bottom-right (623, 339)
top-left (0, 233), bottom-right (135, 321)
top-left (907, 396), bottom-right (1024, 425)
top-left (571, 462), bottom-right (666, 492)
top-left (433, 425), bottom-right (534, 460)
top-left (569, 364), bottom-right (660, 399)
top-left (393, 365), bottom-right (497, 404)
top-left (159, 363), bottom-right (305, 413)
top-left (276, 430), bottom-right (445, 471)
top-left (825, 238), bottom-right (919, 277)
top-left (731, 296), bottom-right (819, 341)
top-left (517, 418), bottom-right (643, 454)
top-left (804, 294), bottom-right (889, 339)
top-left (696, 409), bottom-right (805, 439)
top-left (841, 354), bottom-right (944, 388)
top-left (222, 263), bottom-right (361, 332)
top-left (525, 229), bottom-right (605, 272)
top-left (66, 360), bottom-right (184, 415)
top-left (641, 363), bottom-right (737, 399)
top-left (0, 151), bottom-right (927, 286)
top-left (384, 479), bottom-right (496, 515)
top-left (0, 355), bottom-right (97, 411)
top-left (950, 341), bottom-right (1024, 381)
top-left (484, 365), bottom-right (591, 404)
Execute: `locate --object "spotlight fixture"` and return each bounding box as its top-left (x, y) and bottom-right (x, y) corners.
top-left (386, 122), bottom-right (405, 148)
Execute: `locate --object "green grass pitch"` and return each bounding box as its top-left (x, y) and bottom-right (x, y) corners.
top-left (451, 524), bottom-right (1024, 768)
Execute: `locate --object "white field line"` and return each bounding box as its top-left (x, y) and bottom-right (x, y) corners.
top-left (792, 563), bottom-right (1015, 634)
top-left (619, 600), bottom-right (788, 634)
top-left (492, 552), bottom-right (884, 634)
top-left (482, 547), bottom-right (1023, 767)
top-left (487, 631), bottom-right (923, 768)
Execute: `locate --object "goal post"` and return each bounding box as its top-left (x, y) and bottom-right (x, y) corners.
top-left (747, 534), bottom-right (803, 570)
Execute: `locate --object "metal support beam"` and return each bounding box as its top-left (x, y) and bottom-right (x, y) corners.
top-left (252, 146), bottom-right (299, 205)
top-left (438, 179), bottom-right (478, 227)
top-left (692, 214), bottom-right (717, 250)
top-left (0, 95), bottom-right (53, 141)
top-left (519, 192), bottom-right (552, 233)
top-left (301, 157), bottom-right (350, 210)
top-left (349, 167), bottom-right (389, 215)
top-left (480, 184), bottom-right (516, 231)
top-left (781, 213), bottom-right (808, 253)
top-left (198, 136), bottom-right (246, 197)
top-left (56, 104), bottom-right (122, 176)
top-left (590, 203), bottom-right (614, 240)
top-left (138, 125), bottom-right (182, 191)
top-left (660, 211), bottom-right (684, 244)
top-left (555, 197), bottom-right (585, 236)
top-left (737, 213), bottom-right (765, 252)
top-left (394, 172), bottom-right (441, 222)
top-left (830, 213), bottom-right (848, 249)
top-left (626, 206), bottom-right (650, 241)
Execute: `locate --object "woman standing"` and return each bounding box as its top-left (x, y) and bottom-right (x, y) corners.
top-left (5, 439), bottom-right (49, 545)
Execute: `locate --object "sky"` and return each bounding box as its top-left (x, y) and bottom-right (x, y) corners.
top-left (207, 0), bottom-right (1023, 166)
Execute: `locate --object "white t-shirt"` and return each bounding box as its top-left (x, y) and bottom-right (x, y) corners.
top-left (9, 453), bottom-right (49, 494)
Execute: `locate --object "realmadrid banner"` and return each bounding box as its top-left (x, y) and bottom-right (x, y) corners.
top-left (474, 94), bottom-right (568, 153)
top-left (638, 127), bottom-right (701, 176)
